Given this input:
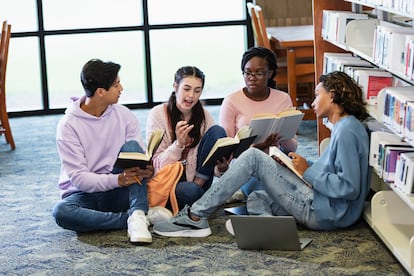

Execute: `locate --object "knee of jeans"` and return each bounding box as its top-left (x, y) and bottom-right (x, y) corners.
top-left (175, 182), bottom-right (205, 205)
top-left (52, 201), bottom-right (72, 227)
top-left (206, 125), bottom-right (226, 139)
top-left (120, 140), bottom-right (144, 153)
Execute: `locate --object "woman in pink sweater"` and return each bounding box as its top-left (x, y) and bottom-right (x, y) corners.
top-left (219, 47), bottom-right (298, 200)
top-left (146, 66), bottom-right (226, 210)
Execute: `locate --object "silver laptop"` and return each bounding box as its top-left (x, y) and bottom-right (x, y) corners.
top-left (230, 215), bottom-right (312, 251)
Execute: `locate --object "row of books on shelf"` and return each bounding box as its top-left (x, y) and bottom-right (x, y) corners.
top-left (382, 86), bottom-right (414, 143)
top-left (362, 0), bottom-right (414, 14)
top-left (322, 51), bottom-right (414, 147)
top-left (369, 131), bottom-right (414, 195)
top-left (323, 52), bottom-right (394, 106)
top-left (322, 9), bottom-right (414, 81)
top-left (373, 21), bottom-right (414, 80)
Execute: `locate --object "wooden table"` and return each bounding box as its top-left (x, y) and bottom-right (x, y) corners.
top-left (266, 25), bottom-right (314, 48)
top-left (267, 25), bottom-right (316, 120)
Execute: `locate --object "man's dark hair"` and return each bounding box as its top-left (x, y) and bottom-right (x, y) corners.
top-left (80, 59), bottom-right (121, 97)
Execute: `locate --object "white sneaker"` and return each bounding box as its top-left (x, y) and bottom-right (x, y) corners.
top-left (127, 210), bottom-right (152, 243)
top-left (147, 206), bottom-right (173, 225)
top-left (225, 219), bottom-right (235, 236)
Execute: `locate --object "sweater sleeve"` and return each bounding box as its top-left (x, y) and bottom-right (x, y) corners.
top-left (146, 105), bottom-right (185, 172)
top-left (304, 124), bottom-right (363, 200)
top-left (219, 96), bottom-right (237, 137)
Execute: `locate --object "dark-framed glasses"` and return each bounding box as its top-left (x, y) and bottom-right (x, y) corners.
top-left (242, 70), bottom-right (268, 79)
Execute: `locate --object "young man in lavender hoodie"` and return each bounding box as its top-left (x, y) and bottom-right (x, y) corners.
top-left (52, 59), bottom-right (171, 243)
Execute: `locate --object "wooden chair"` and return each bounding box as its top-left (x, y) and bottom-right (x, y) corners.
top-left (246, 3), bottom-right (288, 87)
top-left (286, 44), bottom-right (316, 120)
top-left (0, 20), bottom-right (15, 150)
top-left (247, 3), bottom-right (316, 120)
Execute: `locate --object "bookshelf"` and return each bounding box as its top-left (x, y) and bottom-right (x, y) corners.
top-left (313, 0), bottom-right (414, 274)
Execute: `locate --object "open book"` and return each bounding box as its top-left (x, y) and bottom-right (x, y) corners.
top-left (268, 146), bottom-right (312, 187)
top-left (249, 109), bottom-right (304, 144)
top-left (113, 129), bottom-right (165, 169)
top-left (202, 126), bottom-right (257, 167)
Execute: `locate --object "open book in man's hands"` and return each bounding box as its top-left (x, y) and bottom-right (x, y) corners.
top-left (249, 109), bottom-right (304, 144)
top-left (268, 146), bottom-right (312, 187)
top-left (202, 126), bottom-right (257, 167)
top-left (113, 129), bottom-right (165, 169)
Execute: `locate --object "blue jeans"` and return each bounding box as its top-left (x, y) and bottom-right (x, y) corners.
top-left (52, 141), bottom-right (149, 232)
top-left (175, 125), bottom-right (226, 209)
top-left (191, 147), bottom-right (322, 230)
top-left (240, 176), bottom-right (263, 196)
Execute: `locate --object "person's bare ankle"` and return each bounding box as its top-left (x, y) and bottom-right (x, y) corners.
top-left (193, 176), bottom-right (206, 187)
top-left (190, 213), bottom-right (200, 221)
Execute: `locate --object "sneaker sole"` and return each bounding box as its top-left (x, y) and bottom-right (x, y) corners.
top-left (153, 228), bottom-right (212, 238)
top-left (128, 234), bottom-right (153, 244)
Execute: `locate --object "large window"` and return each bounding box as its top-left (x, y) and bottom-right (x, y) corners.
top-left (0, 0), bottom-right (250, 114)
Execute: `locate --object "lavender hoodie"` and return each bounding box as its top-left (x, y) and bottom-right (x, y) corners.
top-left (56, 96), bottom-right (144, 199)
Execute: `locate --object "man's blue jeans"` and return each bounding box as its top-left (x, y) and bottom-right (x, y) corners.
top-left (52, 141), bottom-right (148, 232)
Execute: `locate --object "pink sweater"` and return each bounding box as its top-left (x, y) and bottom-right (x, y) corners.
top-left (146, 103), bottom-right (215, 181)
top-left (219, 88), bottom-right (297, 153)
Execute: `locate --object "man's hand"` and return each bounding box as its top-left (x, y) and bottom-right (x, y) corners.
top-left (118, 165), bottom-right (154, 187)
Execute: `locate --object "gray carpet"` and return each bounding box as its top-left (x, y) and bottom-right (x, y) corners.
top-left (0, 105), bottom-right (408, 275)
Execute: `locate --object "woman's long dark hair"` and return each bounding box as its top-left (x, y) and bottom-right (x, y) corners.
top-left (167, 66), bottom-right (206, 148)
top-left (241, 46), bottom-right (278, 89)
top-left (319, 71), bottom-right (369, 121)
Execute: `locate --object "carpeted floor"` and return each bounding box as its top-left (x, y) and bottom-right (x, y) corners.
top-left (0, 105), bottom-right (408, 275)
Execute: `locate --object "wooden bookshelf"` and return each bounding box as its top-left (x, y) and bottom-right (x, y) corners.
top-left (312, 0), bottom-right (352, 151)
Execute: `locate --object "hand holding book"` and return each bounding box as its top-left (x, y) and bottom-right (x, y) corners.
top-left (202, 126), bottom-right (257, 168)
top-left (269, 146), bottom-right (312, 187)
top-left (114, 129), bottom-right (165, 170)
top-left (118, 165), bottom-right (154, 187)
top-left (252, 133), bottom-right (282, 153)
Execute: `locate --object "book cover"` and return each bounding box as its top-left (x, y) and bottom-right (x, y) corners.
top-left (354, 69), bottom-right (393, 106)
top-left (369, 131), bottom-right (404, 171)
top-left (202, 126), bottom-right (257, 167)
top-left (383, 146), bottom-right (414, 182)
top-left (113, 129), bottom-right (165, 169)
top-left (249, 109), bottom-right (304, 144)
top-left (395, 151), bottom-right (414, 195)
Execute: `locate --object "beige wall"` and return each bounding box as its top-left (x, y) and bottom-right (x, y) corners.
top-left (256, 0), bottom-right (313, 26)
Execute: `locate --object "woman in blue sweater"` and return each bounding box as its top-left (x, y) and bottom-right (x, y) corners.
top-left (153, 71), bottom-right (370, 237)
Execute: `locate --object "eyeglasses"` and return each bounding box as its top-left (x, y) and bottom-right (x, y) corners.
top-left (242, 70), bottom-right (268, 79)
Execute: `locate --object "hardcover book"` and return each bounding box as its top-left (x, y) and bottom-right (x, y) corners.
top-left (202, 126), bottom-right (257, 168)
top-left (113, 129), bottom-right (165, 169)
top-left (249, 109), bottom-right (304, 144)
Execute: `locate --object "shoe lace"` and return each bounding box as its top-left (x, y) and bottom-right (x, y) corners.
top-left (174, 205), bottom-right (191, 220)
top-left (130, 212), bottom-right (149, 227)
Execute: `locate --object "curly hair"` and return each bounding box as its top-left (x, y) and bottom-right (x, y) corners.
top-left (166, 66), bottom-right (206, 148)
top-left (241, 46), bottom-right (278, 89)
top-left (319, 71), bottom-right (368, 121)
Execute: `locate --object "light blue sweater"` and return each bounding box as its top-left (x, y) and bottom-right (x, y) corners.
top-left (304, 116), bottom-right (369, 229)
